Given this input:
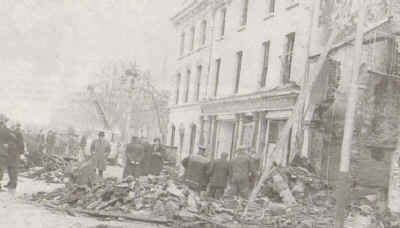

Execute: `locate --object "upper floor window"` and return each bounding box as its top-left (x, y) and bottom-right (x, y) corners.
top-left (190, 26), bottom-right (196, 51)
top-left (184, 69), bottom-right (191, 103)
top-left (220, 8), bottom-right (227, 37)
top-left (260, 41), bottom-right (270, 87)
top-left (266, 0), bottom-right (275, 14)
top-left (175, 73), bottom-right (181, 104)
top-left (195, 65), bottom-right (202, 101)
top-left (214, 59), bottom-right (222, 97)
top-left (234, 51), bottom-right (243, 94)
top-left (240, 0), bottom-right (249, 26)
top-left (200, 20), bottom-right (207, 45)
top-left (281, 32), bottom-right (295, 84)
top-left (180, 32), bottom-right (185, 56)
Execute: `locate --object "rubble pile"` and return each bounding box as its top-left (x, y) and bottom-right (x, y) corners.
top-left (29, 164), bottom-right (339, 227)
top-left (23, 154), bottom-right (72, 183)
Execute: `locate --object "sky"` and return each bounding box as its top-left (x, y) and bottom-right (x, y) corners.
top-left (0, 0), bottom-right (182, 124)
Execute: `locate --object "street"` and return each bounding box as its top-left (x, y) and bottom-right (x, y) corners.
top-left (0, 166), bottom-right (163, 228)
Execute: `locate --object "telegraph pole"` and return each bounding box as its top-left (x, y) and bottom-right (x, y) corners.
top-left (334, 2), bottom-right (367, 228)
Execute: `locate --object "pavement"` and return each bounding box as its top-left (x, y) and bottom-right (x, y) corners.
top-left (0, 165), bottom-right (163, 228)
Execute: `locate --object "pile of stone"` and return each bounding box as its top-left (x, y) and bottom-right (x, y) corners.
top-left (23, 154), bottom-right (73, 183)
top-left (29, 164), bottom-right (337, 227)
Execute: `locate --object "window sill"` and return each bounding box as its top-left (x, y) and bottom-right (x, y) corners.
top-left (263, 12), bottom-right (275, 21)
top-left (237, 26), bottom-right (246, 32)
top-left (286, 2), bottom-right (299, 10)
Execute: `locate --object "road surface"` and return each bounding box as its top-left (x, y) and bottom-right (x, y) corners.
top-left (0, 166), bottom-right (163, 228)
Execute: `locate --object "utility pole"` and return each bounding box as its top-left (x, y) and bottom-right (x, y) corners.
top-left (334, 2), bottom-right (367, 228)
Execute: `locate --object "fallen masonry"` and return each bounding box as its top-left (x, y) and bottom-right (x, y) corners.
top-left (27, 160), bottom-right (400, 227)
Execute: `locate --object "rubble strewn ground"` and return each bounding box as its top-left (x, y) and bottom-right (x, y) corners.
top-left (0, 170), bottom-right (162, 228)
top-left (27, 163), bottom-right (338, 228)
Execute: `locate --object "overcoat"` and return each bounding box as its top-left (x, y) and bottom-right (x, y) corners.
top-left (182, 154), bottom-right (209, 190)
top-left (90, 139), bottom-right (111, 171)
top-left (207, 158), bottom-right (230, 188)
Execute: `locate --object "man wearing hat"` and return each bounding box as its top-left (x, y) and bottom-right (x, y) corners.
top-left (90, 131), bottom-right (111, 177)
top-left (0, 116), bottom-right (17, 190)
top-left (123, 136), bottom-right (145, 178)
top-left (207, 152), bottom-right (230, 199)
top-left (229, 147), bottom-right (256, 198)
top-left (181, 145), bottom-right (209, 193)
top-left (4, 123), bottom-right (24, 189)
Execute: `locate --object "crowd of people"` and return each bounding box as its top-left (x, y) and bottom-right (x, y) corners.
top-left (181, 146), bottom-right (260, 200)
top-left (0, 113), bottom-right (260, 201)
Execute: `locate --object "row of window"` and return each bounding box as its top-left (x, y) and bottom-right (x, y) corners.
top-left (179, 0), bottom-right (299, 57)
top-left (175, 32), bottom-right (295, 105)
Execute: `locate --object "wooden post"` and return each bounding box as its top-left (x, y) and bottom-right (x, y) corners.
top-left (231, 114), bottom-right (241, 159)
top-left (251, 112), bottom-right (260, 149)
top-left (236, 114), bottom-right (245, 150)
top-left (334, 3), bottom-right (366, 228)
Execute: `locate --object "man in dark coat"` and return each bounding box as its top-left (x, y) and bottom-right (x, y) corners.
top-left (149, 138), bottom-right (165, 176)
top-left (140, 137), bottom-right (152, 176)
top-left (123, 136), bottom-right (145, 178)
top-left (207, 152), bottom-right (230, 199)
top-left (229, 149), bottom-right (256, 198)
top-left (0, 119), bottom-right (20, 190)
top-left (90, 131), bottom-right (111, 177)
top-left (182, 145), bottom-right (209, 193)
top-left (0, 118), bottom-right (12, 190)
top-left (5, 123), bottom-right (24, 189)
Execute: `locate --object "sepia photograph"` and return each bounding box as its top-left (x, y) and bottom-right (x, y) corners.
top-left (0, 0), bottom-right (400, 227)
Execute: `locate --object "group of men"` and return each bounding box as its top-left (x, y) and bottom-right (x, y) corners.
top-left (89, 132), bottom-right (165, 179)
top-left (182, 146), bottom-right (259, 199)
top-left (0, 115), bottom-right (25, 191)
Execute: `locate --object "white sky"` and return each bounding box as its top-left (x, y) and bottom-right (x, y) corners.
top-left (0, 0), bottom-right (182, 124)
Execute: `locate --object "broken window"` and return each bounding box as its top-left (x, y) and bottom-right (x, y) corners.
top-left (175, 73), bottom-right (181, 104)
top-left (184, 70), bottom-right (191, 103)
top-left (220, 8), bottom-right (227, 37)
top-left (241, 0), bottom-right (249, 26)
top-left (214, 58), bottom-right (221, 97)
top-left (200, 20), bottom-right (207, 45)
top-left (281, 32), bottom-right (295, 84)
top-left (234, 51), bottom-right (243, 93)
top-left (195, 65), bottom-right (202, 101)
top-left (266, 0), bottom-right (275, 14)
top-left (190, 26), bottom-right (195, 51)
top-left (260, 41), bottom-right (270, 87)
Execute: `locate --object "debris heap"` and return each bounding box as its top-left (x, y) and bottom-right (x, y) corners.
top-left (29, 164), bottom-right (339, 227)
top-left (23, 154), bottom-right (72, 183)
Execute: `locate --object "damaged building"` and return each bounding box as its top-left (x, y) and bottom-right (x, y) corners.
top-left (168, 0), bottom-right (400, 209)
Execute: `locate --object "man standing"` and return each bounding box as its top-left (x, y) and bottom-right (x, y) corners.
top-left (207, 152), bottom-right (230, 199)
top-left (124, 136), bottom-right (145, 178)
top-left (46, 130), bottom-right (56, 154)
top-left (90, 131), bottom-right (111, 177)
top-left (181, 146), bottom-right (209, 193)
top-left (229, 148), bottom-right (255, 198)
top-left (0, 116), bottom-right (13, 190)
top-left (5, 123), bottom-right (24, 189)
top-left (149, 137), bottom-right (165, 176)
